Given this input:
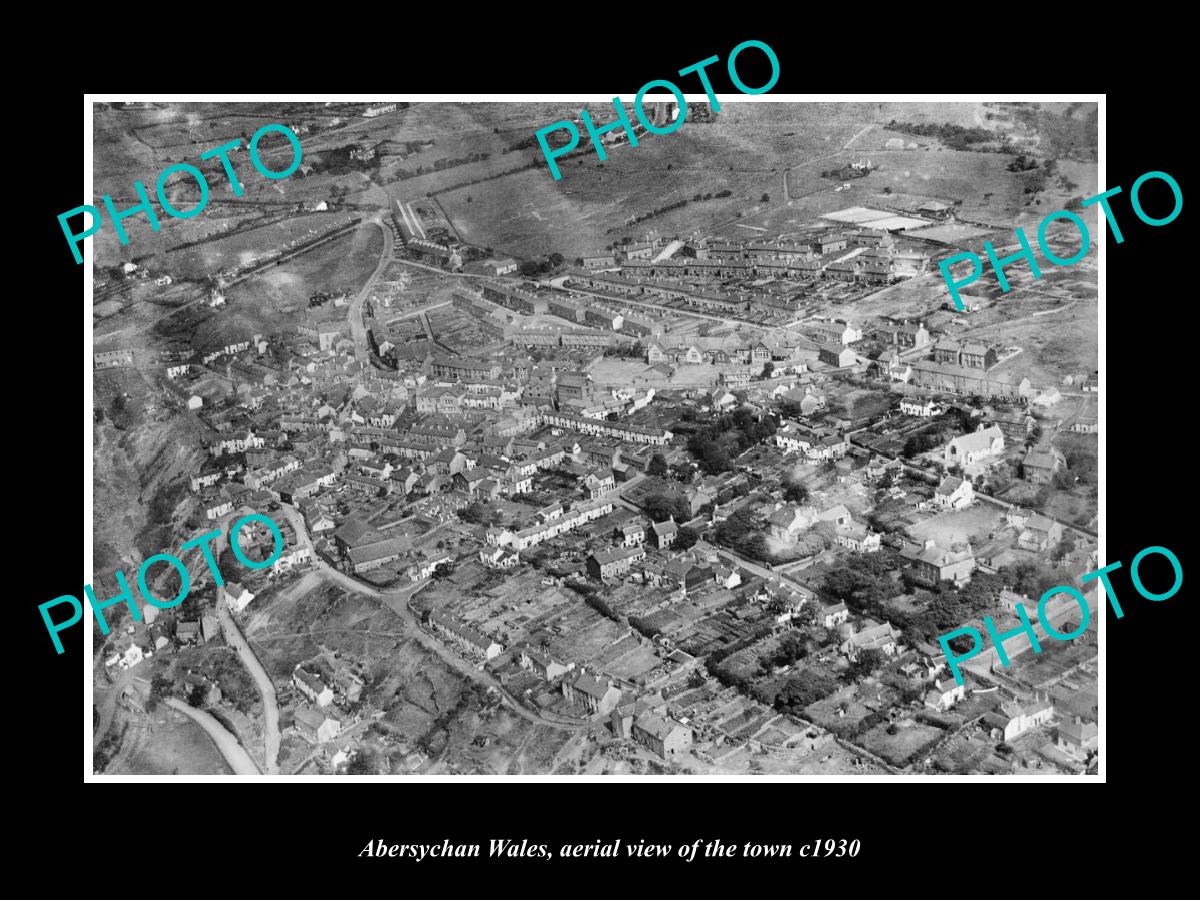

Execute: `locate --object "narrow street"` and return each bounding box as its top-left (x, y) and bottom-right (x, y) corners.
top-left (347, 218), bottom-right (395, 363)
top-left (218, 604), bottom-right (281, 774)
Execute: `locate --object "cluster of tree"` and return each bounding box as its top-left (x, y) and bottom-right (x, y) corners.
top-left (782, 481), bottom-right (809, 504)
top-left (714, 509), bottom-right (772, 563)
top-left (642, 492), bottom-right (691, 523)
top-left (1062, 443), bottom-right (1097, 487)
top-left (315, 146), bottom-right (382, 176)
top-left (686, 408), bottom-right (779, 474)
top-left (1006, 154), bottom-right (1041, 172)
top-left (823, 550), bottom-right (905, 606)
top-left (887, 120), bottom-right (1006, 151)
top-left (620, 196), bottom-right (692, 229)
top-left (459, 502), bottom-right (502, 526)
top-left (999, 560), bottom-right (1066, 601)
top-left (821, 163), bottom-right (873, 180)
top-left (847, 648), bottom-right (887, 681)
top-left (646, 453), bottom-right (669, 477)
top-left (898, 570), bottom-right (1007, 646)
top-left (628, 614), bottom-right (664, 639)
top-left (603, 343), bottom-right (644, 359)
top-left (776, 398), bottom-right (808, 419)
top-left (757, 632), bottom-right (808, 675)
top-left (769, 669), bottom-right (840, 713)
top-left (347, 746), bottom-right (385, 775)
top-left (518, 253), bottom-right (565, 277)
top-left (674, 525), bottom-right (700, 551)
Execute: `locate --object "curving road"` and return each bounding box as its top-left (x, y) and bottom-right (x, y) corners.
top-left (218, 604), bottom-right (281, 773)
top-left (348, 218), bottom-right (395, 363)
top-left (165, 698), bottom-right (262, 775)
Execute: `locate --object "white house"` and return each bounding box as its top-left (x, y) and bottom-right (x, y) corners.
top-left (925, 677), bottom-right (967, 711)
top-left (934, 475), bottom-right (974, 510)
top-left (990, 695), bottom-right (1054, 742)
top-left (221, 581), bottom-right (255, 614)
top-left (900, 397), bottom-right (937, 417)
top-left (944, 424), bottom-right (1005, 467)
top-left (294, 667), bottom-right (335, 708)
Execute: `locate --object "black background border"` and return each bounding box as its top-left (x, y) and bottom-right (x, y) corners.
top-left (20, 25), bottom-right (1189, 883)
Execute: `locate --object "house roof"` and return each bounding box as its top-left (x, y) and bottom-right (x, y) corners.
top-left (294, 706), bottom-right (325, 728)
top-left (633, 712), bottom-right (685, 740)
top-left (949, 426), bottom-right (1004, 455)
top-left (294, 668), bottom-right (327, 694)
top-left (571, 671), bottom-right (618, 700)
top-left (937, 475), bottom-right (965, 495)
top-left (334, 517), bottom-right (379, 546)
top-left (652, 519), bottom-right (678, 537)
top-left (1058, 716), bottom-right (1097, 743)
top-left (1025, 513), bottom-right (1058, 532)
top-left (347, 537), bottom-right (409, 565)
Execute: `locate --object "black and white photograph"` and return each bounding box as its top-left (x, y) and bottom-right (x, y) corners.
top-left (79, 96), bottom-right (1108, 780)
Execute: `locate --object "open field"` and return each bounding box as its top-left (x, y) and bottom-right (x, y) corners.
top-left (112, 713), bottom-right (233, 775)
top-left (963, 305), bottom-right (1097, 388)
top-left (907, 502), bottom-right (1008, 547)
top-left (153, 211), bottom-right (351, 279)
top-left (860, 720), bottom-right (945, 767)
top-left (215, 224), bottom-right (383, 332)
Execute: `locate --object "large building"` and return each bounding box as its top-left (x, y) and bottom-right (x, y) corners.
top-left (944, 425), bottom-right (1005, 466)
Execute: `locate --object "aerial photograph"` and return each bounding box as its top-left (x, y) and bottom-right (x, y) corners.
top-left (89, 99), bottom-right (1100, 777)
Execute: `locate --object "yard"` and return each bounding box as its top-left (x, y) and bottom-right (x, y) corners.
top-left (859, 719), bottom-right (945, 767)
top-left (906, 501), bottom-right (1007, 548)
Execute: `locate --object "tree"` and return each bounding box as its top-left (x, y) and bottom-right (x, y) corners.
top-left (783, 481), bottom-right (809, 504)
top-left (849, 648), bottom-right (885, 679)
top-left (647, 453), bottom-right (669, 477)
top-left (760, 193), bottom-right (770, 202)
top-left (674, 526), bottom-right (699, 551)
top-left (1051, 537), bottom-right (1076, 562)
top-left (761, 361), bottom-right (775, 379)
top-left (643, 493), bottom-right (690, 523)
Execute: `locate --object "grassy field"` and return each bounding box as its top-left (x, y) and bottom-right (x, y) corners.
top-left (860, 720), bottom-right (945, 767)
top-left (149, 211), bottom-right (352, 279)
top-left (211, 222), bottom-right (383, 341)
top-left (906, 502), bottom-right (1008, 547)
top-left (115, 713), bottom-right (233, 775)
top-left (963, 305), bottom-right (1098, 387)
top-left (435, 103), bottom-right (870, 258)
